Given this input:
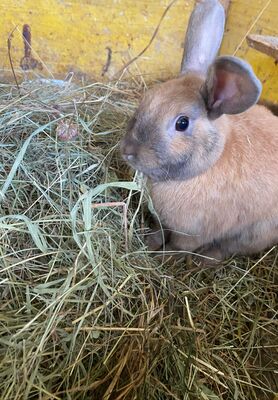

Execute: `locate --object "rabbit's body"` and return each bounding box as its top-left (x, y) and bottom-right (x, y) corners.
top-left (121, 0), bottom-right (278, 260)
top-left (151, 104), bottom-right (278, 257)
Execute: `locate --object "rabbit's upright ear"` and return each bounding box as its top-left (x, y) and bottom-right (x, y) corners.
top-left (181, 0), bottom-right (225, 75)
top-left (204, 56), bottom-right (262, 119)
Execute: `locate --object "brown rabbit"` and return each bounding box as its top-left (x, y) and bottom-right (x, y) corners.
top-left (121, 0), bottom-right (278, 261)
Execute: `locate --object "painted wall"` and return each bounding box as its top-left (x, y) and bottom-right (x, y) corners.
top-left (0, 0), bottom-right (277, 102)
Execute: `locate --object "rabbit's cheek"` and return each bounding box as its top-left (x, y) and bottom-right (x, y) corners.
top-left (133, 147), bottom-right (160, 169)
top-left (168, 134), bottom-right (191, 159)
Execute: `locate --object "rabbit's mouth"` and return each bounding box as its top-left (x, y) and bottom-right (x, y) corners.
top-left (128, 160), bottom-right (192, 182)
top-left (122, 155), bottom-right (161, 181)
top-left (123, 156), bottom-right (150, 177)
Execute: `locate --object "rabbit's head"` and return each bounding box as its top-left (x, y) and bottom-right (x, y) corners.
top-left (121, 0), bottom-right (262, 181)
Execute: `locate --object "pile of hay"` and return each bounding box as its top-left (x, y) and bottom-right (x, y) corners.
top-left (0, 78), bottom-right (277, 400)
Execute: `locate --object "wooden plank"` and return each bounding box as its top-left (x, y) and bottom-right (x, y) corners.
top-left (247, 34), bottom-right (278, 60)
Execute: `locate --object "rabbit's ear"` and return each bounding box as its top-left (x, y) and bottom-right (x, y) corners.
top-left (181, 0), bottom-right (225, 75)
top-left (204, 56), bottom-right (262, 119)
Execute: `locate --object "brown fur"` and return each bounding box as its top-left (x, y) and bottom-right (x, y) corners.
top-left (122, 75), bottom-right (278, 260)
top-left (121, 0), bottom-right (278, 260)
top-left (151, 103), bottom-right (278, 257)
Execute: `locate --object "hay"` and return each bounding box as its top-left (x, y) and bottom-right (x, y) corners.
top-left (0, 78), bottom-right (277, 400)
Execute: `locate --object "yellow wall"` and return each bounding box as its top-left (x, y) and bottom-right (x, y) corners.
top-left (0, 0), bottom-right (277, 102)
top-left (221, 0), bottom-right (277, 103)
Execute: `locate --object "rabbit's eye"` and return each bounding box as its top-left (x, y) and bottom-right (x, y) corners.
top-left (175, 116), bottom-right (189, 132)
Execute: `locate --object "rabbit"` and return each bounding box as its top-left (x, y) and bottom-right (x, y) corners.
top-left (121, 0), bottom-right (278, 261)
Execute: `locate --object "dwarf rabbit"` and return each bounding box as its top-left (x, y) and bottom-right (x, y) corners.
top-left (121, 0), bottom-right (278, 261)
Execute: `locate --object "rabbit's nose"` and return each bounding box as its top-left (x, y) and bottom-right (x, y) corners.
top-left (122, 142), bottom-right (137, 162)
top-left (123, 153), bottom-right (135, 161)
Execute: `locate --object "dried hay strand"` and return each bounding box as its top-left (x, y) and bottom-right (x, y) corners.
top-left (0, 79), bottom-right (277, 400)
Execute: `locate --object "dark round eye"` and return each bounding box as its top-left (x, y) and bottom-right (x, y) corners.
top-left (175, 116), bottom-right (189, 132)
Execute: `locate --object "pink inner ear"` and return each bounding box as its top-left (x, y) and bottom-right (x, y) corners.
top-left (213, 70), bottom-right (238, 103)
